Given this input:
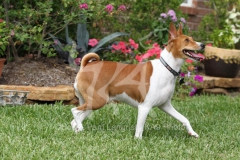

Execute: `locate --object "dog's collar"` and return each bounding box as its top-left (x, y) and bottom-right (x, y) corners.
top-left (159, 56), bottom-right (180, 77)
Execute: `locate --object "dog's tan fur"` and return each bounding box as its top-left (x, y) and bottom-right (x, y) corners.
top-left (75, 53), bottom-right (153, 110)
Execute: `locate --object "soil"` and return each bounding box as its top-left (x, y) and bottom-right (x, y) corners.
top-left (1, 57), bottom-right (240, 97)
top-left (0, 57), bottom-right (78, 87)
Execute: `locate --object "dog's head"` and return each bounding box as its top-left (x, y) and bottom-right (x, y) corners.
top-left (166, 23), bottom-right (205, 61)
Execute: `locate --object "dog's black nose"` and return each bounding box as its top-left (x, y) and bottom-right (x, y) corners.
top-left (200, 43), bottom-right (205, 50)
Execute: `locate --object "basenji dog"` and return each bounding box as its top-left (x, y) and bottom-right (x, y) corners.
top-left (71, 23), bottom-right (205, 139)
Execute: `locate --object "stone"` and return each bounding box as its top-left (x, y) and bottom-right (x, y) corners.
top-left (201, 88), bottom-right (228, 95)
top-left (200, 76), bottom-right (240, 89)
top-left (0, 85), bottom-right (75, 101)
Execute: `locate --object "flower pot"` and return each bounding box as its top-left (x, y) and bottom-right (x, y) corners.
top-left (0, 58), bottom-right (6, 77)
top-left (204, 46), bottom-right (240, 78)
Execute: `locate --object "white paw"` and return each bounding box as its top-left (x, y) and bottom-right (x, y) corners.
top-left (134, 131), bottom-right (143, 139)
top-left (71, 119), bottom-right (83, 133)
top-left (134, 135), bottom-right (142, 139)
top-left (71, 119), bottom-right (77, 130)
top-left (188, 131), bottom-right (199, 138)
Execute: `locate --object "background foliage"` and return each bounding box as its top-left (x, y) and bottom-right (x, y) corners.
top-left (1, 0), bottom-right (185, 61)
top-left (192, 0), bottom-right (240, 49)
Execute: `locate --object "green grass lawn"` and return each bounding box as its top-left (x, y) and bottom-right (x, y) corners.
top-left (1, 95), bottom-right (240, 159)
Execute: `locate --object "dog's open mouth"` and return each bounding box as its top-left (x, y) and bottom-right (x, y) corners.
top-left (183, 49), bottom-right (205, 61)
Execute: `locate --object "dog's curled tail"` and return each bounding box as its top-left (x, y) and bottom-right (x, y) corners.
top-left (81, 53), bottom-right (100, 68)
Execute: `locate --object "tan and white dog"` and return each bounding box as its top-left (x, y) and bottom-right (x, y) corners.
top-left (71, 23), bottom-right (205, 139)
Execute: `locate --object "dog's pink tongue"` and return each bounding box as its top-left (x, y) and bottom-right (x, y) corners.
top-left (190, 52), bottom-right (205, 61)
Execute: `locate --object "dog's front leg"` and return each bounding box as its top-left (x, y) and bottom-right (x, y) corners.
top-left (135, 105), bottom-right (152, 139)
top-left (160, 102), bottom-right (199, 138)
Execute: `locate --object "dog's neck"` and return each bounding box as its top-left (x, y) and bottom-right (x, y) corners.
top-left (160, 48), bottom-right (184, 75)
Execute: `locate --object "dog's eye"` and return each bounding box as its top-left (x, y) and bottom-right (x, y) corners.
top-left (185, 38), bottom-right (189, 42)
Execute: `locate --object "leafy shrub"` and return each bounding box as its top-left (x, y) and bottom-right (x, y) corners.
top-left (0, 19), bottom-right (9, 56)
top-left (192, 0), bottom-right (240, 48)
top-left (1, 0), bottom-right (185, 62)
top-left (139, 9), bottom-right (188, 48)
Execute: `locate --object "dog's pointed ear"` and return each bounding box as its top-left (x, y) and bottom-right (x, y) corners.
top-left (177, 23), bottom-right (183, 35)
top-left (169, 22), bottom-right (177, 40)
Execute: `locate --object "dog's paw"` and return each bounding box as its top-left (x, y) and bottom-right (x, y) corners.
top-left (71, 120), bottom-right (83, 133)
top-left (188, 131), bottom-right (199, 138)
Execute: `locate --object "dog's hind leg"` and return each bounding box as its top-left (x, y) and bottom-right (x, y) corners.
top-left (71, 105), bottom-right (92, 133)
top-left (71, 83), bottom-right (87, 131)
top-left (71, 93), bottom-right (108, 133)
top-left (159, 102), bottom-right (199, 138)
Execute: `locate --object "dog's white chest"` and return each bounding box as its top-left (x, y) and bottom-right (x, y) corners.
top-left (142, 59), bottom-right (176, 106)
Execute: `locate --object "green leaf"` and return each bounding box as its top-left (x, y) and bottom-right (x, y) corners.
top-left (88, 32), bottom-right (129, 53)
top-left (158, 31), bottom-right (163, 39)
top-left (65, 25), bottom-right (73, 45)
top-left (48, 33), bottom-right (64, 52)
top-left (77, 23), bottom-right (88, 53)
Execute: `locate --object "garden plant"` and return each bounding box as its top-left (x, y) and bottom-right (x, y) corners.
top-left (1, 0), bottom-right (240, 159)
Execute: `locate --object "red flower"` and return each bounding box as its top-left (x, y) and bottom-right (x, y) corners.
top-left (118, 5), bottom-right (126, 11)
top-left (88, 39), bottom-right (98, 47)
top-left (75, 58), bottom-right (81, 66)
top-left (112, 41), bottom-right (125, 50)
top-left (186, 59), bottom-right (193, 64)
top-left (105, 4), bottom-right (114, 14)
top-left (0, 19), bottom-right (3, 23)
top-left (129, 39), bottom-right (138, 50)
top-left (79, 3), bottom-right (88, 10)
top-left (135, 43), bottom-right (162, 62)
top-left (135, 55), bottom-right (143, 62)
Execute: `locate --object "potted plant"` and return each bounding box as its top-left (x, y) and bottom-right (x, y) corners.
top-left (0, 19), bottom-right (9, 77)
top-left (204, 7), bottom-right (240, 78)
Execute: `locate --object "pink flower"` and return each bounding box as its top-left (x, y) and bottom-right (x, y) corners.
top-left (75, 58), bottom-right (81, 66)
top-left (153, 43), bottom-right (160, 48)
top-left (136, 43), bottom-right (162, 62)
top-left (180, 72), bottom-right (185, 77)
top-left (88, 38), bottom-right (98, 47)
top-left (79, 3), bottom-right (88, 10)
top-left (112, 44), bottom-right (121, 50)
top-left (118, 5), bottom-right (126, 11)
top-left (171, 15), bottom-right (177, 22)
top-left (129, 39), bottom-right (138, 50)
top-left (194, 75), bottom-right (203, 82)
top-left (167, 9), bottom-right (177, 22)
top-left (180, 17), bottom-right (186, 23)
top-left (112, 41), bottom-right (125, 50)
top-left (0, 19), bottom-right (3, 23)
top-left (185, 59), bottom-right (193, 64)
top-left (111, 41), bottom-right (131, 54)
top-left (167, 9), bottom-right (176, 17)
top-left (10, 30), bottom-right (14, 36)
top-left (135, 55), bottom-right (143, 62)
top-left (105, 4), bottom-right (114, 13)
top-left (189, 87), bottom-right (197, 96)
top-left (160, 13), bottom-right (167, 18)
